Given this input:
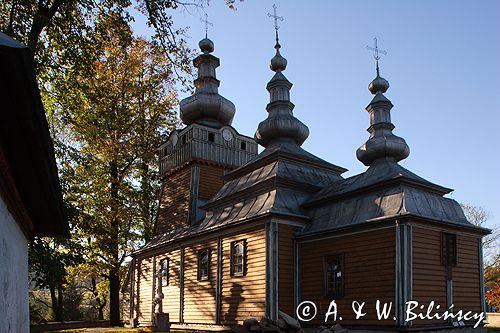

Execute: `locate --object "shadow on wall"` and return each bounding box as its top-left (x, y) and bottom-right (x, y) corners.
top-left (223, 283), bottom-right (245, 323)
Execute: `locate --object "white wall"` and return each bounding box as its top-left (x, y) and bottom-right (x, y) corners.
top-left (0, 197), bottom-right (29, 333)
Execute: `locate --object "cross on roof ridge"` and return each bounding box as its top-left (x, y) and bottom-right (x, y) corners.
top-left (200, 13), bottom-right (213, 38)
top-left (366, 37), bottom-right (388, 76)
top-left (267, 4), bottom-right (284, 43)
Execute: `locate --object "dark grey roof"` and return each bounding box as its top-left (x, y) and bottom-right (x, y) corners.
top-left (0, 32), bottom-right (26, 48)
top-left (207, 158), bottom-right (342, 207)
top-left (138, 141), bottom-right (346, 253)
top-left (139, 154), bottom-right (343, 253)
top-left (306, 159), bottom-right (452, 206)
top-left (299, 184), bottom-right (470, 237)
top-left (226, 140), bottom-right (347, 181)
top-left (0, 32), bottom-right (68, 238)
top-left (140, 188), bottom-right (309, 252)
top-left (297, 159), bottom-right (489, 237)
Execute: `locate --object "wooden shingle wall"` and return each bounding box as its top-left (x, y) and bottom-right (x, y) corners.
top-left (412, 225), bottom-right (481, 325)
top-left (155, 167), bottom-right (192, 235)
top-left (157, 249), bottom-right (181, 322)
top-left (136, 257), bottom-right (154, 325)
top-left (278, 224), bottom-right (295, 316)
top-left (221, 228), bottom-right (267, 324)
top-left (452, 234), bottom-right (481, 314)
top-left (183, 240), bottom-right (218, 324)
top-left (412, 226), bottom-right (447, 324)
top-left (198, 164), bottom-right (225, 200)
top-left (299, 227), bottom-right (396, 326)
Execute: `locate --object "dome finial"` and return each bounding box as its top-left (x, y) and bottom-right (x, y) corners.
top-left (180, 34), bottom-right (235, 128)
top-left (366, 37), bottom-right (390, 94)
top-left (198, 14), bottom-right (215, 54)
top-left (255, 5), bottom-right (309, 148)
top-left (356, 40), bottom-right (410, 166)
top-left (268, 4), bottom-right (287, 72)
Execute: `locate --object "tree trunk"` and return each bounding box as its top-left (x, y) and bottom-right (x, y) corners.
top-left (49, 285), bottom-right (63, 322)
top-left (109, 271), bottom-right (120, 325)
top-left (27, 0), bottom-right (66, 57)
top-left (140, 161), bottom-right (152, 242)
top-left (57, 284), bottom-right (64, 321)
top-left (91, 278), bottom-right (105, 320)
top-left (98, 304), bottom-right (105, 321)
top-left (109, 160), bottom-right (121, 326)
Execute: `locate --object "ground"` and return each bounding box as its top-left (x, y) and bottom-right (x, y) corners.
top-left (47, 328), bottom-right (500, 333)
top-left (49, 328), bottom-right (170, 333)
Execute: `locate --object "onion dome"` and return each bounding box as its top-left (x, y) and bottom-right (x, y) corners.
top-left (255, 41), bottom-right (309, 147)
top-left (270, 42), bottom-right (287, 71)
top-left (180, 38), bottom-right (235, 128)
top-left (199, 38), bottom-right (214, 54)
top-left (368, 75), bottom-right (389, 94)
top-left (356, 69), bottom-right (410, 166)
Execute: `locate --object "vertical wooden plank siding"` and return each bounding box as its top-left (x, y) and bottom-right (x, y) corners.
top-left (183, 240), bottom-right (218, 323)
top-left (155, 167), bottom-right (192, 235)
top-left (411, 226), bottom-right (447, 324)
top-left (198, 164), bottom-right (225, 200)
top-left (412, 226), bottom-right (482, 325)
top-left (137, 257), bottom-right (154, 325)
top-left (300, 228), bottom-right (396, 326)
top-left (278, 224), bottom-right (295, 316)
top-left (221, 228), bottom-right (267, 324)
top-left (156, 250), bottom-right (181, 322)
top-left (452, 234), bottom-right (481, 315)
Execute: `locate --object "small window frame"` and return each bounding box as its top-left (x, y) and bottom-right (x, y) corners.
top-left (197, 248), bottom-right (211, 281)
top-left (442, 233), bottom-right (457, 267)
top-left (230, 240), bottom-right (246, 277)
top-left (158, 258), bottom-right (169, 287)
top-left (323, 254), bottom-right (344, 298)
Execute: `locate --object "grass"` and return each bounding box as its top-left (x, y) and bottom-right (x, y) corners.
top-left (49, 328), bottom-right (175, 333)
top-left (49, 327), bottom-right (500, 333)
top-left (50, 329), bottom-right (141, 333)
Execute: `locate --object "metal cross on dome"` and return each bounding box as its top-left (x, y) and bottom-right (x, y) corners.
top-left (200, 13), bottom-right (213, 38)
top-left (366, 37), bottom-right (387, 76)
top-left (268, 4), bottom-right (284, 42)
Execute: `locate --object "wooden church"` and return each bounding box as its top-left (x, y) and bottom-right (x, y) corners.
top-left (122, 27), bottom-right (489, 332)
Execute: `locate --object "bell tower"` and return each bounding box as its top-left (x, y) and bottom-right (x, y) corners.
top-left (154, 37), bottom-right (258, 236)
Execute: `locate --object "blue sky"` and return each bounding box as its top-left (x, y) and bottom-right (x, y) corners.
top-left (133, 0), bottom-right (499, 231)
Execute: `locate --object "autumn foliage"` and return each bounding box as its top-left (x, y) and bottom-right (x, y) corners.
top-left (485, 257), bottom-right (500, 311)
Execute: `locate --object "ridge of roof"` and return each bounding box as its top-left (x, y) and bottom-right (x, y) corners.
top-left (305, 159), bottom-right (452, 207)
top-left (225, 141), bottom-right (347, 181)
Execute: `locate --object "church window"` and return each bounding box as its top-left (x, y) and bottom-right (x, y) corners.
top-left (442, 233), bottom-right (457, 267)
top-left (240, 141), bottom-right (246, 150)
top-left (208, 132), bottom-right (215, 142)
top-left (182, 135), bottom-right (187, 144)
top-left (324, 254), bottom-right (344, 297)
top-left (230, 240), bottom-right (246, 277)
top-left (159, 258), bottom-right (169, 287)
top-left (198, 248), bottom-right (210, 281)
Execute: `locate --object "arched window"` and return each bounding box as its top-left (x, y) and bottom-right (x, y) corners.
top-left (231, 240), bottom-right (246, 277)
top-left (197, 248), bottom-right (210, 281)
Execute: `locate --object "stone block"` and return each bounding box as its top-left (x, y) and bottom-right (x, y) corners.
top-left (154, 312), bottom-right (170, 332)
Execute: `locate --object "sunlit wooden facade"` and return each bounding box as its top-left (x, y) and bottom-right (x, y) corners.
top-left (123, 36), bottom-right (489, 332)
